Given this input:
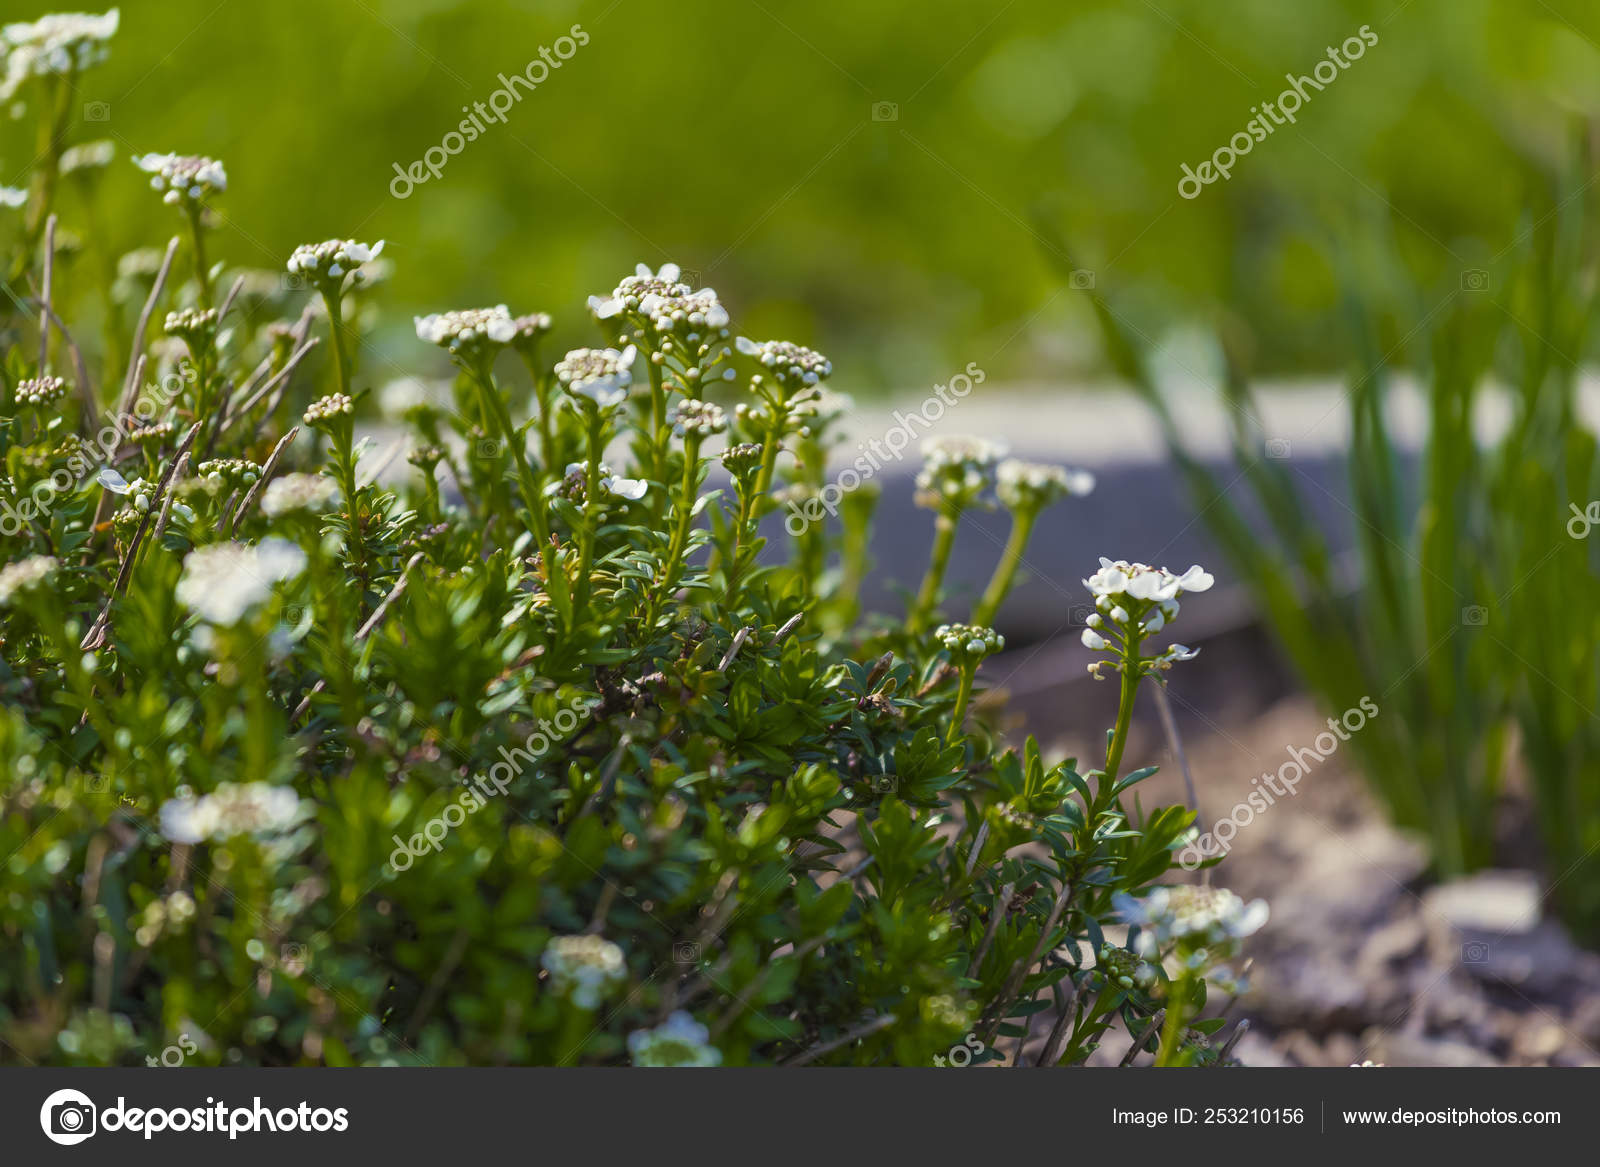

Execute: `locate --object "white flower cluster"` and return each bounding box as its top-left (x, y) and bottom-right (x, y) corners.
top-left (996, 458), bottom-right (1094, 513)
top-left (175, 538), bottom-right (306, 627)
top-left (286, 238), bottom-right (384, 285)
top-left (1079, 559), bottom-right (1214, 673)
top-left (16, 375), bottom-right (69, 407)
top-left (60, 139), bottom-right (114, 174)
top-left (588, 263), bottom-right (731, 334)
top-left (0, 554), bottom-right (59, 606)
top-left (133, 152), bottom-right (227, 207)
top-left (540, 934), bottom-right (626, 1009)
top-left (414, 305), bottom-right (516, 358)
top-left (96, 468), bottom-right (191, 523)
top-left (196, 458), bottom-right (260, 492)
top-left (512, 312), bottom-right (553, 342)
top-left (302, 393), bottom-right (353, 427)
top-left (1114, 885), bottom-right (1268, 961)
top-left (671, 398), bottom-right (727, 439)
top-left (720, 442), bottom-right (764, 477)
top-left (914, 435), bottom-right (1004, 513)
top-left (164, 306), bottom-right (217, 343)
top-left (1097, 943), bottom-right (1159, 991)
top-left (261, 472), bottom-right (340, 518)
top-left (588, 262), bottom-right (691, 318)
top-left (932, 622), bottom-right (1005, 663)
top-left (736, 336), bottom-right (831, 387)
top-left (546, 462), bottom-right (648, 502)
top-left (555, 345), bottom-right (636, 411)
top-left (0, 8), bottom-right (119, 100)
top-left (627, 1012), bottom-right (723, 1067)
top-left (158, 781), bottom-right (305, 845)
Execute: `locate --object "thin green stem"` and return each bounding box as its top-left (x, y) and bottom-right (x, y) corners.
top-left (1102, 635), bottom-right (1144, 787)
top-left (909, 511), bottom-right (959, 635)
top-left (972, 508), bottom-right (1036, 628)
top-left (470, 362), bottom-right (565, 625)
top-left (573, 414), bottom-right (605, 622)
top-left (187, 205), bottom-right (214, 306)
top-left (947, 665), bottom-right (976, 746)
top-left (644, 434), bottom-right (702, 631)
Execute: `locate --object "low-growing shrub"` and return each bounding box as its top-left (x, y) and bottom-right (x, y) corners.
top-left (1, 8), bottom-right (1252, 1066)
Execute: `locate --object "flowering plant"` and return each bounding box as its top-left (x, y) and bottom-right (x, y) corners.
top-left (0, 9), bottom-right (1253, 1068)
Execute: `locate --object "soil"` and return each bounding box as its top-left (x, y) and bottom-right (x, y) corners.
top-left (992, 623), bottom-right (1600, 1067)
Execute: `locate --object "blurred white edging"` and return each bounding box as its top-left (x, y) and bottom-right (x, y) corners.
top-left (825, 375), bottom-right (1600, 469)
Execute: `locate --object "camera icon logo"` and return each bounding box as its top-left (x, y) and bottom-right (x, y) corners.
top-left (870, 101), bottom-right (899, 122)
top-left (40, 1088), bottom-right (97, 1145)
top-left (1069, 269), bottom-right (1096, 290)
top-left (1461, 605), bottom-right (1488, 627)
top-left (869, 774), bottom-right (898, 794)
top-left (82, 101), bottom-right (110, 122)
top-left (281, 271), bottom-right (309, 292)
top-left (1066, 603), bottom-right (1096, 628)
top-left (83, 773), bottom-right (110, 794)
top-left (280, 942), bottom-right (310, 973)
top-left (673, 941), bottom-right (701, 964)
top-left (1461, 940), bottom-right (1491, 963)
top-left (1265, 438), bottom-right (1292, 460)
top-left (1461, 269), bottom-right (1490, 292)
top-left (476, 437), bottom-right (503, 459)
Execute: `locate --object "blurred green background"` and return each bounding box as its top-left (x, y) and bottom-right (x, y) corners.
top-left (6, 0), bottom-right (1598, 390)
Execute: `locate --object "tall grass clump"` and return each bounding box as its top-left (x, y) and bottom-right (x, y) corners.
top-left (1070, 167), bottom-right (1600, 939)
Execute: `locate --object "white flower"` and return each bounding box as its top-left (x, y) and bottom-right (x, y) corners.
top-left (549, 463), bottom-right (648, 502)
top-left (996, 459), bottom-right (1094, 512)
top-left (671, 399), bottom-right (727, 438)
top-left (914, 435), bottom-right (1004, 512)
top-left (1114, 885), bottom-right (1268, 954)
top-left (60, 139), bottom-right (114, 173)
top-left (0, 186), bottom-right (28, 209)
top-left (287, 238), bottom-right (384, 283)
top-left (414, 305), bottom-right (516, 358)
top-left (554, 345), bottom-right (636, 411)
top-left (541, 934), bottom-right (626, 1010)
top-left (158, 781), bottom-right (304, 844)
top-left (1081, 628), bottom-right (1106, 650)
top-left (588, 262), bottom-right (700, 322)
top-left (377, 376), bottom-right (446, 420)
top-left (95, 466), bottom-right (130, 494)
top-left (628, 1012), bottom-right (723, 1067)
top-left (601, 474), bottom-right (649, 501)
top-left (261, 473), bottom-right (340, 518)
top-left (16, 376), bottom-right (70, 406)
top-left (735, 336), bottom-right (832, 386)
top-left (132, 152), bottom-right (227, 206)
top-left (0, 8), bottom-right (119, 100)
top-left (175, 538), bottom-right (306, 627)
top-left (0, 555), bottom-right (59, 605)
top-left (1083, 559), bottom-right (1214, 605)
top-left (932, 622), bottom-right (1003, 661)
